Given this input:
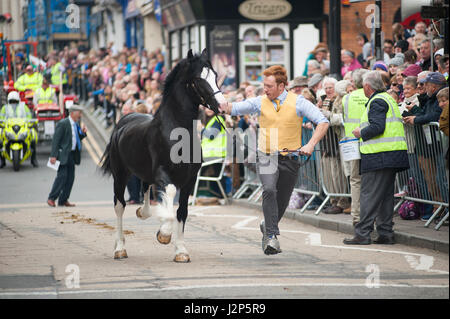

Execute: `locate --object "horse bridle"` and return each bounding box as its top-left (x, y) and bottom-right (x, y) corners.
top-left (188, 77), bottom-right (222, 110)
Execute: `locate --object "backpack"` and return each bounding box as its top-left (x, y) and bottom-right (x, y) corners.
top-left (398, 177), bottom-right (424, 220)
top-left (398, 200), bottom-right (423, 220)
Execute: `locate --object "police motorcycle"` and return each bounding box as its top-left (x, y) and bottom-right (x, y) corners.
top-left (0, 118), bottom-right (38, 171)
top-left (0, 92), bottom-right (38, 171)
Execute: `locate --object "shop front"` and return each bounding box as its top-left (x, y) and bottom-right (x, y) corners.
top-left (161, 0), bottom-right (325, 89)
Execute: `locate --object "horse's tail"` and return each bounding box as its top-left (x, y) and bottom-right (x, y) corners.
top-left (99, 139), bottom-right (112, 176)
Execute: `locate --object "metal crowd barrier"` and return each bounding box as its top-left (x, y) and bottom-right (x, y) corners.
top-left (234, 121), bottom-right (448, 231)
top-left (316, 125), bottom-right (351, 215)
top-left (292, 125), bottom-right (324, 214)
top-left (395, 122), bottom-right (449, 230)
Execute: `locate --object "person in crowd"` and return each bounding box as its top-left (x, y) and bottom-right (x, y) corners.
top-left (392, 23), bottom-right (406, 42)
top-left (307, 60), bottom-right (322, 77)
top-left (414, 21), bottom-right (427, 36)
top-left (319, 77), bottom-right (351, 215)
top-left (344, 71), bottom-right (409, 245)
top-left (313, 47), bottom-right (330, 74)
top-left (341, 50), bottom-right (362, 78)
top-left (437, 54), bottom-right (449, 79)
top-left (437, 87), bottom-right (449, 187)
top-left (437, 87), bottom-right (449, 137)
top-left (399, 76), bottom-right (420, 115)
top-left (383, 39), bottom-right (395, 64)
top-left (34, 74), bottom-right (58, 105)
top-left (303, 43), bottom-right (328, 77)
top-left (308, 73), bottom-right (324, 100)
top-left (219, 65), bottom-right (329, 255)
top-left (394, 40), bottom-right (410, 54)
top-left (402, 63), bottom-right (422, 78)
top-left (403, 49), bottom-right (418, 65)
top-left (403, 72), bottom-right (448, 219)
top-left (341, 69), bottom-right (369, 225)
top-left (288, 76), bottom-right (308, 95)
top-left (47, 57), bottom-right (68, 92)
top-left (388, 53), bottom-right (405, 77)
top-left (47, 104), bottom-right (87, 207)
top-left (372, 61), bottom-right (388, 73)
top-left (356, 33), bottom-right (372, 68)
top-left (14, 65), bottom-right (43, 92)
top-left (418, 39), bottom-right (436, 71)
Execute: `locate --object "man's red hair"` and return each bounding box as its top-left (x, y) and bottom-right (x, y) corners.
top-left (263, 65), bottom-right (288, 87)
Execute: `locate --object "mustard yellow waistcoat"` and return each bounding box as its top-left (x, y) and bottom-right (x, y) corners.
top-left (258, 91), bottom-right (303, 154)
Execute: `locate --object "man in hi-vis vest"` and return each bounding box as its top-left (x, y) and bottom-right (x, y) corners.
top-left (342, 69), bottom-right (368, 226)
top-left (344, 71), bottom-right (409, 245)
top-left (219, 66), bottom-right (329, 255)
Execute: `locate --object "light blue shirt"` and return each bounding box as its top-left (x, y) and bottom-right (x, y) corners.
top-left (231, 90), bottom-right (329, 125)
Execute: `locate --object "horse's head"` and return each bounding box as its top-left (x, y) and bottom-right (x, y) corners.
top-left (186, 49), bottom-right (226, 114)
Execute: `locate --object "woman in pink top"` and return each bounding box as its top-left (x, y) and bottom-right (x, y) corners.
top-left (341, 50), bottom-right (362, 77)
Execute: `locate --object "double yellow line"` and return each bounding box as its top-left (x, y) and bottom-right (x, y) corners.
top-left (82, 133), bottom-right (104, 167)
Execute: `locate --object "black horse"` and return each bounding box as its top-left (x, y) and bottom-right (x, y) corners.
top-left (100, 49), bottom-right (226, 262)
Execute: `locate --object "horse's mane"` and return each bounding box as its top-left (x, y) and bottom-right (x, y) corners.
top-left (162, 58), bottom-right (189, 102)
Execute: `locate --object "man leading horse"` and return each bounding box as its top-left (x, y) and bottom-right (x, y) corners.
top-left (219, 65), bottom-right (329, 255)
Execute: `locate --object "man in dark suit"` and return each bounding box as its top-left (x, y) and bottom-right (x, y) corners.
top-left (47, 104), bottom-right (87, 207)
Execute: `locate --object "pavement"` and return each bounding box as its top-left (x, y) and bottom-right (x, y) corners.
top-left (81, 102), bottom-right (449, 254)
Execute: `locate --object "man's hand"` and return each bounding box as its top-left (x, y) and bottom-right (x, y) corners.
top-left (403, 116), bottom-right (416, 125)
top-left (352, 127), bottom-right (361, 139)
top-left (81, 124), bottom-right (87, 134)
top-left (50, 157), bottom-right (57, 165)
top-left (299, 143), bottom-right (314, 157)
top-left (219, 102), bottom-right (232, 115)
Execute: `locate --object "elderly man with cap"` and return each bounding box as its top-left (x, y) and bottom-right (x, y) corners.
top-left (344, 71), bottom-right (409, 245)
top-left (289, 76), bottom-right (309, 95)
top-left (47, 104), bottom-right (87, 208)
top-left (403, 72), bottom-right (448, 126)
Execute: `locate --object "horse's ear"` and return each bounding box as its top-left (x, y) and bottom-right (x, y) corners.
top-left (201, 48), bottom-right (208, 59)
top-left (187, 49), bottom-right (194, 60)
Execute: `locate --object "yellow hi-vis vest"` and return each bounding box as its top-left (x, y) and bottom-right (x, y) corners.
top-left (359, 92), bottom-right (407, 154)
top-left (14, 72), bottom-right (43, 92)
top-left (258, 91), bottom-right (302, 154)
top-left (35, 86), bottom-right (56, 104)
top-left (201, 116), bottom-right (227, 158)
top-left (343, 88), bottom-right (368, 138)
top-left (51, 62), bottom-right (67, 85)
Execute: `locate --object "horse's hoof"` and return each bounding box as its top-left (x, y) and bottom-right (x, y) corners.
top-left (114, 249), bottom-right (128, 259)
top-left (174, 253), bottom-right (190, 263)
top-left (156, 230), bottom-right (171, 245)
top-left (136, 207), bottom-right (144, 219)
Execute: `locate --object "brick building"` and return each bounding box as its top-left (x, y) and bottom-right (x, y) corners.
top-left (323, 0), bottom-right (402, 56)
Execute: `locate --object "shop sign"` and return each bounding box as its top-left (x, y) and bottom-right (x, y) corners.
top-left (238, 0), bottom-right (292, 21)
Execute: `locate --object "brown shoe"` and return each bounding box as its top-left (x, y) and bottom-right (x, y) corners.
top-left (343, 207), bottom-right (351, 214)
top-left (59, 201), bottom-right (76, 207)
top-left (47, 199), bottom-right (56, 207)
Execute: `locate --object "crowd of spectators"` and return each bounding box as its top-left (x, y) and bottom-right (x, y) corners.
top-left (30, 20), bottom-right (448, 215)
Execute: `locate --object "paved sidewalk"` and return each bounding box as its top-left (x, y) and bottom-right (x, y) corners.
top-left (81, 103), bottom-right (449, 254)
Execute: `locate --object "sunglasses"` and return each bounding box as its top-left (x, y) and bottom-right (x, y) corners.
top-left (391, 83), bottom-right (398, 87)
top-left (417, 82), bottom-right (425, 86)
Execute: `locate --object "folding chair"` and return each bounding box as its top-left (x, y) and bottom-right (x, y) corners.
top-left (190, 158), bottom-right (230, 205)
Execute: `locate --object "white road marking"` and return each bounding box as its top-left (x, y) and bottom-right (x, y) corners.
top-left (0, 282), bottom-right (448, 297)
top-left (188, 206), bottom-right (449, 275)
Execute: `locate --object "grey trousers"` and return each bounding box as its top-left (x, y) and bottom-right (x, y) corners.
top-left (355, 168), bottom-right (397, 240)
top-left (257, 153), bottom-right (300, 236)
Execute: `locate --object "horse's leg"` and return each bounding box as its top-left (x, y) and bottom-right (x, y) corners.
top-left (113, 175), bottom-right (128, 259)
top-left (173, 172), bottom-right (199, 263)
top-left (156, 183), bottom-right (177, 245)
top-left (136, 183), bottom-right (151, 220)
